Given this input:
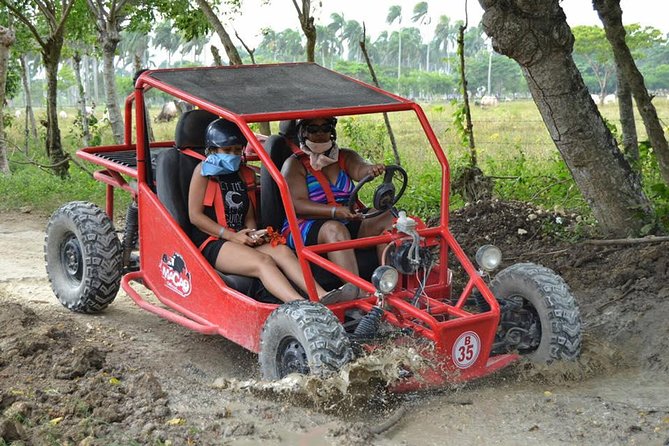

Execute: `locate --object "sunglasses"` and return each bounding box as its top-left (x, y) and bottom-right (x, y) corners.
top-left (305, 123), bottom-right (334, 134)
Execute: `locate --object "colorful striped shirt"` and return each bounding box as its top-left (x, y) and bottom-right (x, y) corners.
top-left (281, 167), bottom-right (355, 248)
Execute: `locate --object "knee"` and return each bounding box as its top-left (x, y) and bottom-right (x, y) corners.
top-left (319, 221), bottom-right (352, 243)
top-left (274, 245), bottom-right (296, 259)
top-left (254, 253), bottom-right (277, 274)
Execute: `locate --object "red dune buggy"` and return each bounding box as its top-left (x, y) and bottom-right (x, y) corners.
top-left (44, 63), bottom-right (581, 389)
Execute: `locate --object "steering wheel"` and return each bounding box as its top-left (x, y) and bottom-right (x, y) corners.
top-left (348, 165), bottom-right (408, 219)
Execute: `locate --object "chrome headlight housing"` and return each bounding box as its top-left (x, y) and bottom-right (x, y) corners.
top-left (371, 266), bottom-right (399, 294)
top-left (475, 245), bottom-right (502, 272)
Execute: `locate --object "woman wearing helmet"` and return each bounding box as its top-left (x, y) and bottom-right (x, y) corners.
top-left (281, 117), bottom-right (394, 299)
top-left (188, 118), bottom-right (339, 304)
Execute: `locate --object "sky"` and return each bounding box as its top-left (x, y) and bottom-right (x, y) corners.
top-left (226, 0), bottom-right (669, 49)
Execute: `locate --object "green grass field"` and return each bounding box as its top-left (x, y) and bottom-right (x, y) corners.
top-left (2, 99), bottom-right (668, 225)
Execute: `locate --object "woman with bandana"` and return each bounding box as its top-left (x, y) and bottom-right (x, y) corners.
top-left (281, 118), bottom-right (394, 302)
top-left (188, 118), bottom-right (342, 304)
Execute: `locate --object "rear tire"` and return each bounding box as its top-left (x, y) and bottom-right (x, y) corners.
top-left (45, 201), bottom-right (122, 313)
top-left (490, 263), bottom-right (581, 362)
top-left (259, 301), bottom-right (352, 380)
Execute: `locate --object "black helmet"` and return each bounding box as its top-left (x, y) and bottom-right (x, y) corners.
top-left (296, 117), bottom-right (337, 145)
top-left (205, 118), bottom-right (247, 150)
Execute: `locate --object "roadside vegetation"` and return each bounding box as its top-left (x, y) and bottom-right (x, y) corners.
top-left (2, 99), bottom-right (667, 233)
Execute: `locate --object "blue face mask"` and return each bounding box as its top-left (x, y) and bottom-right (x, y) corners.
top-left (201, 153), bottom-right (242, 176)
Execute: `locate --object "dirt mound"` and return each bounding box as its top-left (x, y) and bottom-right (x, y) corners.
top-left (0, 303), bottom-right (187, 445)
top-left (447, 200), bottom-right (669, 372)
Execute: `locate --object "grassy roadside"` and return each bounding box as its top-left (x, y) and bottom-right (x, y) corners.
top-left (1, 100), bottom-right (667, 226)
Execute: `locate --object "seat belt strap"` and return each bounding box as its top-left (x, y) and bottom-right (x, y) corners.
top-left (287, 140), bottom-right (337, 206)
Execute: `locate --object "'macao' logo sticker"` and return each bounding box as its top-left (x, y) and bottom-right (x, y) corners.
top-left (159, 253), bottom-right (192, 297)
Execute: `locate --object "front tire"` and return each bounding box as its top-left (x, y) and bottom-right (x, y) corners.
top-left (490, 263), bottom-right (581, 362)
top-left (259, 301), bottom-right (353, 380)
top-left (45, 201), bottom-right (122, 313)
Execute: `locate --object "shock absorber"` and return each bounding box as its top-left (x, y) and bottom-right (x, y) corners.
top-left (122, 201), bottom-right (139, 270)
top-left (353, 306), bottom-right (384, 339)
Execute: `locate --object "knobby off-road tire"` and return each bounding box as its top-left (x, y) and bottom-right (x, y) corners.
top-left (490, 262), bottom-right (581, 362)
top-left (45, 201), bottom-right (122, 313)
top-left (259, 301), bottom-right (353, 380)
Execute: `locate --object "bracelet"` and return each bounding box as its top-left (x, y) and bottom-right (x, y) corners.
top-left (218, 227), bottom-right (225, 239)
top-left (330, 206), bottom-right (337, 219)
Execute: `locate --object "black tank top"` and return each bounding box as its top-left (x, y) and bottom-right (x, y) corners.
top-left (190, 172), bottom-right (249, 246)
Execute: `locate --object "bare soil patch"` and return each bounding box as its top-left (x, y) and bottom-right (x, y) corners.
top-left (1, 204), bottom-right (668, 445)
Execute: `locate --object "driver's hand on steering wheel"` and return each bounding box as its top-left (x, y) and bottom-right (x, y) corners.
top-left (333, 206), bottom-right (363, 221)
top-left (367, 163), bottom-right (385, 178)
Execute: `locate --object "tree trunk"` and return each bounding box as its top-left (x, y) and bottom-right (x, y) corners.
top-left (292, 0), bottom-right (316, 62)
top-left (457, 24), bottom-right (476, 167)
top-left (19, 55), bottom-right (37, 143)
top-left (0, 26), bottom-right (14, 175)
top-left (133, 52), bottom-right (141, 74)
top-left (211, 45), bottom-right (223, 66)
top-left (92, 56), bottom-right (100, 103)
top-left (479, 0), bottom-right (653, 236)
top-left (193, 0), bottom-right (242, 65)
top-left (44, 39), bottom-right (70, 177)
top-left (102, 38), bottom-right (124, 144)
top-left (73, 51), bottom-right (91, 146)
top-left (593, 0), bottom-right (669, 185)
top-left (616, 69), bottom-right (638, 165)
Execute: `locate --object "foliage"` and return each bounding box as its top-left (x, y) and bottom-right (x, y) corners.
top-left (338, 117), bottom-right (388, 163)
top-left (5, 56), bottom-right (20, 100)
top-left (637, 140), bottom-right (669, 232)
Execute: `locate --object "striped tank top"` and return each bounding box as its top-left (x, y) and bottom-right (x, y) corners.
top-left (281, 166), bottom-right (355, 248)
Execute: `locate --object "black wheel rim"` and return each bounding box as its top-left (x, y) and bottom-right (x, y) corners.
top-left (60, 233), bottom-right (83, 283)
top-left (276, 336), bottom-right (309, 377)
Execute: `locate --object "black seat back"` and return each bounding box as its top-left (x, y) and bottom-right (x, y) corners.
top-left (156, 110), bottom-right (219, 232)
top-left (260, 121), bottom-right (377, 289)
top-left (155, 110), bottom-right (279, 302)
top-left (259, 121), bottom-right (299, 229)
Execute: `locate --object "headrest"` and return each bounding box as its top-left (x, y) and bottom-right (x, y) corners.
top-left (175, 109), bottom-right (219, 150)
top-left (278, 120), bottom-right (297, 138)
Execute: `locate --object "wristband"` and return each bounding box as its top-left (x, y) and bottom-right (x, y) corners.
top-left (218, 227), bottom-right (225, 239)
top-left (330, 206), bottom-right (337, 219)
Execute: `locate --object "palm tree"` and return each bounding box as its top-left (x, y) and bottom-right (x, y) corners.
top-left (342, 20), bottom-right (363, 62)
top-left (154, 20), bottom-right (182, 67)
top-left (411, 2), bottom-right (430, 70)
top-left (433, 15), bottom-right (456, 73)
top-left (386, 5), bottom-right (402, 90)
top-left (327, 13), bottom-right (345, 59)
top-left (274, 29), bottom-right (303, 62)
top-left (316, 24), bottom-right (338, 66)
top-left (119, 30), bottom-right (151, 74)
top-left (181, 34), bottom-right (207, 64)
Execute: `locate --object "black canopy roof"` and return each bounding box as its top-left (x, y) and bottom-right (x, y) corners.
top-left (144, 63), bottom-right (409, 118)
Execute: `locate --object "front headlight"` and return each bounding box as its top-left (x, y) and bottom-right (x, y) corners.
top-left (371, 266), bottom-right (399, 294)
top-left (475, 245), bottom-right (502, 272)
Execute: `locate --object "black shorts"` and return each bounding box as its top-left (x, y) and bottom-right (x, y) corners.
top-left (303, 219), bottom-right (362, 246)
top-left (201, 239), bottom-right (226, 266)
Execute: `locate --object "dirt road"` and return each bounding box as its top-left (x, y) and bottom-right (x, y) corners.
top-left (1, 208), bottom-right (668, 445)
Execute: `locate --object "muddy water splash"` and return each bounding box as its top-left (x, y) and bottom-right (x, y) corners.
top-left (213, 344), bottom-right (427, 411)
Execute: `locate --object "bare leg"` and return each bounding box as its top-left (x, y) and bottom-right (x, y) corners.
top-left (214, 242), bottom-right (303, 303)
top-left (359, 210), bottom-right (394, 262)
top-left (256, 243), bottom-right (328, 298)
top-left (317, 220), bottom-right (359, 275)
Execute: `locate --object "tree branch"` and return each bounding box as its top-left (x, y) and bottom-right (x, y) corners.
top-left (582, 236), bottom-right (669, 246)
top-left (0, 1), bottom-right (47, 48)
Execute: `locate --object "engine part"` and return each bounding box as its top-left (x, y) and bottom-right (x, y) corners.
top-left (122, 201), bottom-right (139, 271)
top-left (386, 241), bottom-right (434, 275)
